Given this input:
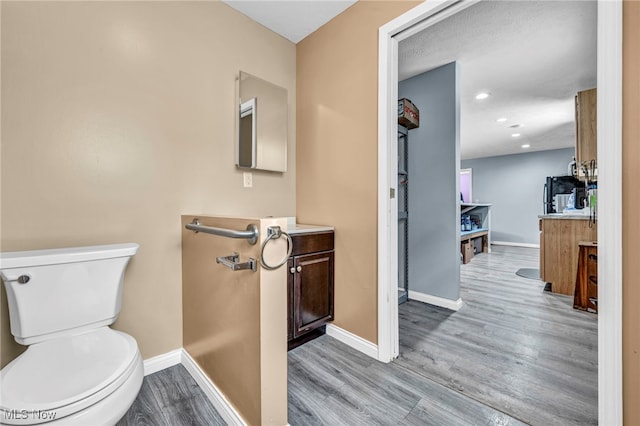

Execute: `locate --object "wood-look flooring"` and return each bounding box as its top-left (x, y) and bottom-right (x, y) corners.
top-left (117, 364), bottom-right (226, 426)
top-left (118, 246), bottom-right (597, 425)
top-left (288, 245), bottom-right (598, 425)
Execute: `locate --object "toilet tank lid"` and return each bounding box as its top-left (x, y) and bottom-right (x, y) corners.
top-left (0, 243), bottom-right (139, 269)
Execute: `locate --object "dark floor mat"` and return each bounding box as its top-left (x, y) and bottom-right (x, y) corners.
top-left (516, 268), bottom-right (541, 280)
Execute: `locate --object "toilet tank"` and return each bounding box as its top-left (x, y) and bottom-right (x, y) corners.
top-left (0, 243), bottom-right (139, 345)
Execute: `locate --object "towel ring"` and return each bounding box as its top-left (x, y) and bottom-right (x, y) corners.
top-left (259, 226), bottom-right (293, 270)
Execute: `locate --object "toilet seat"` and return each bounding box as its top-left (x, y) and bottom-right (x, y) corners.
top-left (0, 327), bottom-right (139, 425)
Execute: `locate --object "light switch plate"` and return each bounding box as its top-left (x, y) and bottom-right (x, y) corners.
top-left (243, 172), bottom-right (253, 188)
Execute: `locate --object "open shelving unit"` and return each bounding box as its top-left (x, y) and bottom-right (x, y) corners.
top-left (398, 125), bottom-right (409, 304)
top-left (460, 203), bottom-right (492, 263)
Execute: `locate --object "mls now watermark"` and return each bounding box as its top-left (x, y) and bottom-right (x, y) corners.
top-left (3, 409), bottom-right (57, 421)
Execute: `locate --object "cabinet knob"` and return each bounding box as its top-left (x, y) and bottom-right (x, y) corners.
top-left (296, 266), bottom-right (302, 273)
top-left (289, 267), bottom-right (295, 274)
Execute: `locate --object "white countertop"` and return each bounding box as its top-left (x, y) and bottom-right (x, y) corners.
top-left (287, 223), bottom-right (334, 235)
top-left (539, 213), bottom-right (592, 220)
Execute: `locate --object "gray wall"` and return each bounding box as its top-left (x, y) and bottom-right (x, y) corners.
top-left (461, 148), bottom-right (575, 244)
top-left (399, 62), bottom-right (460, 302)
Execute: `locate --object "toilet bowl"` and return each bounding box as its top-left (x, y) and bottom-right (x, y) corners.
top-left (0, 244), bottom-right (143, 426)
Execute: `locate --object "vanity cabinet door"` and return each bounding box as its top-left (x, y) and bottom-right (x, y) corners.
top-left (292, 251), bottom-right (334, 338)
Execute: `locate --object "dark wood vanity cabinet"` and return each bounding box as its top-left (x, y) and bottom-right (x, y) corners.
top-left (287, 230), bottom-right (334, 349)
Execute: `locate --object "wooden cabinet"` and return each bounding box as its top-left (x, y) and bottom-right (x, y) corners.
top-left (287, 230), bottom-right (334, 349)
top-left (574, 242), bottom-right (598, 312)
top-left (575, 88), bottom-right (597, 167)
top-left (539, 217), bottom-right (597, 295)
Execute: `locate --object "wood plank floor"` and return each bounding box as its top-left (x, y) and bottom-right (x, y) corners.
top-left (288, 336), bottom-right (527, 426)
top-left (288, 245), bottom-right (598, 425)
top-left (118, 246), bottom-right (597, 425)
top-left (118, 364), bottom-right (226, 426)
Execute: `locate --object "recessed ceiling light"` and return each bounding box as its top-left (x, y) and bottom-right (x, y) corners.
top-left (521, 144), bottom-right (531, 148)
top-left (496, 117), bottom-right (507, 123)
top-left (511, 133), bottom-right (521, 137)
top-left (475, 92), bottom-right (490, 100)
top-left (509, 124), bottom-right (523, 128)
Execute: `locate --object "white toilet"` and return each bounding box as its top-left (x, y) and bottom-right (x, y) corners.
top-left (0, 243), bottom-right (143, 425)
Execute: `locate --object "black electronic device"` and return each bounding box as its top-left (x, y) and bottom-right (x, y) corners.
top-left (543, 176), bottom-right (583, 214)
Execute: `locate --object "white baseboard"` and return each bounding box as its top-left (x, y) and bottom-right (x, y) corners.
top-left (141, 349), bottom-right (250, 425)
top-left (326, 324), bottom-right (378, 359)
top-left (408, 290), bottom-right (464, 311)
top-left (180, 349), bottom-right (246, 426)
top-left (491, 241), bottom-right (540, 249)
top-left (143, 349), bottom-right (182, 376)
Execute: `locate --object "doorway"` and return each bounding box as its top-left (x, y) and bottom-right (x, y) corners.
top-left (460, 169), bottom-right (472, 204)
top-left (376, 0), bottom-right (623, 424)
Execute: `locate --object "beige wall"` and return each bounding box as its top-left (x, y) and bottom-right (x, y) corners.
top-left (0, 1), bottom-right (296, 367)
top-left (623, 1), bottom-right (640, 424)
top-left (181, 216), bottom-right (287, 426)
top-left (2, 0), bottom-right (637, 421)
top-left (296, 0), bottom-right (420, 344)
top-left (298, 0), bottom-right (640, 422)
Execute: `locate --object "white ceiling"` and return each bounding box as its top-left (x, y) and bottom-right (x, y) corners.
top-left (222, 0), bottom-right (356, 44)
top-left (399, 1), bottom-right (597, 160)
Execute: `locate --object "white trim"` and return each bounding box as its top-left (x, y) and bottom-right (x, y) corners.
top-left (491, 241), bottom-right (540, 249)
top-left (140, 349), bottom-right (247, 425)
top-left (377, 0), bottom-right (479, 365)
top-left (378, 0), bottom-right (622, 423)
top-left (408, 291), bottom-right (464, 311)
top-left (597, 1), bottom-right (623, 424)
top-left (380, 2), bottom-right (479, 363)
top-left (377, 19), bottom-right (397, 364)
top-left (143, 349), bottom-right (182, 376)
top-left (326, 324), bottom-right (378, 359)
top-left (379, 0), bottom-right (472, 42)
top-left (180, 349), bottom-right (247, 426)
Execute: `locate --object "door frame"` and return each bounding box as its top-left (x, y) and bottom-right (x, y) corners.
top-left (376, 1), bottom-right (623, 425)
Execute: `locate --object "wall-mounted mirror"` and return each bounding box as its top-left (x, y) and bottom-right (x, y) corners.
top-left (236, 71), bottom-right (288, 172)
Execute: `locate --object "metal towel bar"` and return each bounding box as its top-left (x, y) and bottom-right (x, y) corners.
top-left (186, 219), bottom-right (259, 245)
